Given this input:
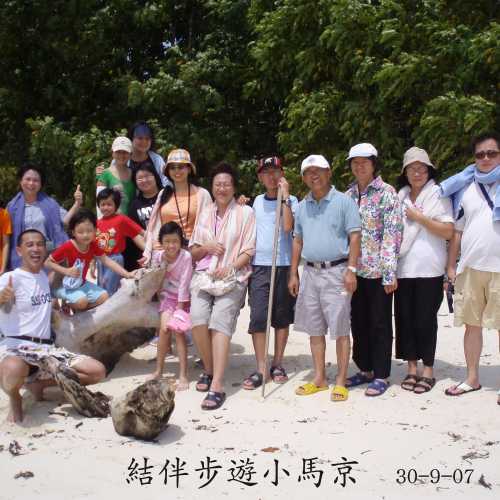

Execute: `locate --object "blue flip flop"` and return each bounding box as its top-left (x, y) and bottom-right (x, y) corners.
top-left (365, 379), bottom-right (390, 397)
top-left (346, 372), bottom-right (374, 387)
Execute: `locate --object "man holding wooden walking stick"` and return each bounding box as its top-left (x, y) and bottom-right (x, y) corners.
top-left (289, 155), bottom-right (361, 402)
top-left (242, 156), bottom-right (298, 390)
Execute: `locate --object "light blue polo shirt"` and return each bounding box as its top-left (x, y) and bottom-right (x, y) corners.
top-left (294, 186), bottom-right (361, 262)
top-left (252, 193), bottom-right (299, 266)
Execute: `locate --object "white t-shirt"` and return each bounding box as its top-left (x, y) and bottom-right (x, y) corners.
top-left (397, 193), bottom-right (454, 278)
top-left (455, 181), bottom-right (500, 274)
top-left (0, 268), bottom-right (52, 340)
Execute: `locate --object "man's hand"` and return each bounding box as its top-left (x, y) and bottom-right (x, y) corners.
top-left (288, 273), bottom-right (300, 297)
top-left (384, 279), bottom-right (398, 294)
top-left (65, 266), bottom-right (81, 278)
top-left (204, 240), bottom-right (225, 257)
top-left (344, 268), bottom-right (357, 294)
top-left (236, 194), bottom-right (250, 205)
top-left (124, 270), bottom-right (137, 280)
top-left (0, 276), bottom-right (15, 305)
top-left (74, 184), bottom-right (83, 206)
top-left (277, 177), bottom-right (290, 199)
top-left (446, 266), bottom-right (457, 285)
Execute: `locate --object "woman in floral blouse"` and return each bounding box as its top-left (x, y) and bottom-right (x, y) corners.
top-left (345, 143), bottom-right (403, 396)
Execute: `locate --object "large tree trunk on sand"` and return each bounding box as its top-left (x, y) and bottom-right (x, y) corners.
top-left (51, 267), bottom-right (165, 372)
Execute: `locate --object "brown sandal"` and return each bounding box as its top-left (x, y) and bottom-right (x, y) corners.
top-left (401, 374), bottom-right (420, 391)
top-left (414, 377), bottom-right (436, 394)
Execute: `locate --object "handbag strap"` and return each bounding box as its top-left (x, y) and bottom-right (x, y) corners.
top-left (478, 182), bottom-right (494, 211)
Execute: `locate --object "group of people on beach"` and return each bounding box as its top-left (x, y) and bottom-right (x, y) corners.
top-left (0, 121), bottom-right (499, 422)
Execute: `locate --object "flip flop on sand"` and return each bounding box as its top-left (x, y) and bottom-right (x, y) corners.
top-left (330, 385), bottom-right (348, 402)
top-left (295, 382), bottom-right (328, 396)
top-left (445, 381), bottom-right (481, 396)
top-left (346, 372), bottom-right (374, 387)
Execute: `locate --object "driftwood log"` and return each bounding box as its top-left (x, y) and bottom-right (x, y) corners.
top-left (51, 267), bottom-right (165, 372)
top-left (111, 379), bottom-right (175, 440)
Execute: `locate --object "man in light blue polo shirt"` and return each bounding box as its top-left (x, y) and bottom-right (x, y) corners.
top-left (289, 154), bottom-right (361, 402)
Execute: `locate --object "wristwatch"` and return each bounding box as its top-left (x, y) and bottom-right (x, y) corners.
top-left (281, 197), bottom-right (291, 207)
top-left (347, 266), bottom-right (357, 273)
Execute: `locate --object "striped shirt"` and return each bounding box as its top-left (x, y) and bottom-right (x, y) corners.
top-left (190, 199), bottom-right (256, 282)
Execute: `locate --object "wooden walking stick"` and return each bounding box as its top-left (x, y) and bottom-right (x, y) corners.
top-left (261, 185), bottom-right (283, 399)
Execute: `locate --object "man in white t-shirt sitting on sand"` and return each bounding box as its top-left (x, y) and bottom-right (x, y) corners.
top-left (0, 229), bottom-right (106, 423)
top-left (444, 132), bottom-right (500, 405)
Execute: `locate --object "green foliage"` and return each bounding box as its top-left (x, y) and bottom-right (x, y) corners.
top-left (0, 0), bottom-right (498, 203)
top-left (0, 166), bottom-right (17, 207)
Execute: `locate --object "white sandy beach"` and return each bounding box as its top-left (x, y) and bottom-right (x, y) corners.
top-left (1, 299), bottom-right (499, 500)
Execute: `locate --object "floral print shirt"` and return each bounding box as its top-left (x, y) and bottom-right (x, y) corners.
top-left (346, 176), bottom-right (403, 285)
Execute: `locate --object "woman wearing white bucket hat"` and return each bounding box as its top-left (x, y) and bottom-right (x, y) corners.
top-left (395, 147), bottom-right (454, 393)
top-left (345, 143), bottom-right (403, 396)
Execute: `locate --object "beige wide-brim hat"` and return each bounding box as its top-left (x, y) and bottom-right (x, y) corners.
top-left (402, 146), bottom-right (435, 173)
top-left (166, 148), bottom-right (196, 175)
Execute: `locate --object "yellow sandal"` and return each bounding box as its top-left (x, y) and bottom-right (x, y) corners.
top-left (295, 382), bottom-right (329, 396)
top-left (330, 385), bottom-right (349, 402)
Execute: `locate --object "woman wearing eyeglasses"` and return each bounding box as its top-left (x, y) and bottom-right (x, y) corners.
top-left (395, 147), bottom-right (454, 394)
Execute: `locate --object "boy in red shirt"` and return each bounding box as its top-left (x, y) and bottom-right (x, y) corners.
top-left (47, 209), bottom-right (135, 311)
top-left (96, 188), bottom-right (145, 295)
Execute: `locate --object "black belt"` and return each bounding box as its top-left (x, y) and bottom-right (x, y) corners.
top-left (9, 335), bottom-right (54, 345)
top-left (306, 258), bottom-right (348, 269)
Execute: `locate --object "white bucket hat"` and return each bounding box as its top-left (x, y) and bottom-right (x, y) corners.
top-left (402, 146), bottom-right (435, 173)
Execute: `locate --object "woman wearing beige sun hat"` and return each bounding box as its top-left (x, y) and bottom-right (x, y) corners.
top-left (142, 148), bottom-right (212, 266)
top-left (394, 146), bottom-right (454, 394)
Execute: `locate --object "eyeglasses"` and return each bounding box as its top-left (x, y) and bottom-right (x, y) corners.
top-left (474, 150), bottom-right (499, 160)
top-left (406, 165), bottom-right (428, 174)
top-left (135, 174), bottom-right (154, 182)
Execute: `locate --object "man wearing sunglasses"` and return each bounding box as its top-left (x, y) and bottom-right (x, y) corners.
top-left (441, 132), bottom-right (500, 404)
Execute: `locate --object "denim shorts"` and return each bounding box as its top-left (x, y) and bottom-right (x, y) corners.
top-left (55, 281), bottom-right (106, 304)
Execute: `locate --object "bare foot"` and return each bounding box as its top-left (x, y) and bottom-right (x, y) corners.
top-left (147, 372), bottom-right (162, 381)
top-left (176, 378), bottom-right (189, 391)
top-left (7, 394), bottom-right (23, 423)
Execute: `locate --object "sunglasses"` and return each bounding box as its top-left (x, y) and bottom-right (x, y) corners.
top-left (169, 164), bottom-right (190, 171)
top-left (474, 150), bottom-right (499, 160)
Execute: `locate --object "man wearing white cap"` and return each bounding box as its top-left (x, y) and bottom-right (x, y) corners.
top-left (288, 155), bottom-right (361, 402)
top-left (345, 143), bottom-right (403, 397)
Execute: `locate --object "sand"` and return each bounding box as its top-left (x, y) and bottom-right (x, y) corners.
top-left (1, 301), bottom-right (499, 500)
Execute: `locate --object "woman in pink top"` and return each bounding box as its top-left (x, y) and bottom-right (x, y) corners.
top-left (190, 162), bottom-right (256, 410)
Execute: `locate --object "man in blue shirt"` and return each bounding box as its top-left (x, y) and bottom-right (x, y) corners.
top-left (243, 156), bottom-right (299, 390)
top-left (289, 155), bottom-right (361, 402)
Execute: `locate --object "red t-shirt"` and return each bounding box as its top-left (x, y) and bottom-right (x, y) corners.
top-left (96, 214), bottom-right (142, 255)
top-left (51, 240), bottom-right (105, 283)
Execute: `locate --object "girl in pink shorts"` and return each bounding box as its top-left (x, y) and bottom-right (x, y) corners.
top-left (149, 222), bottom-right (193, 390)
